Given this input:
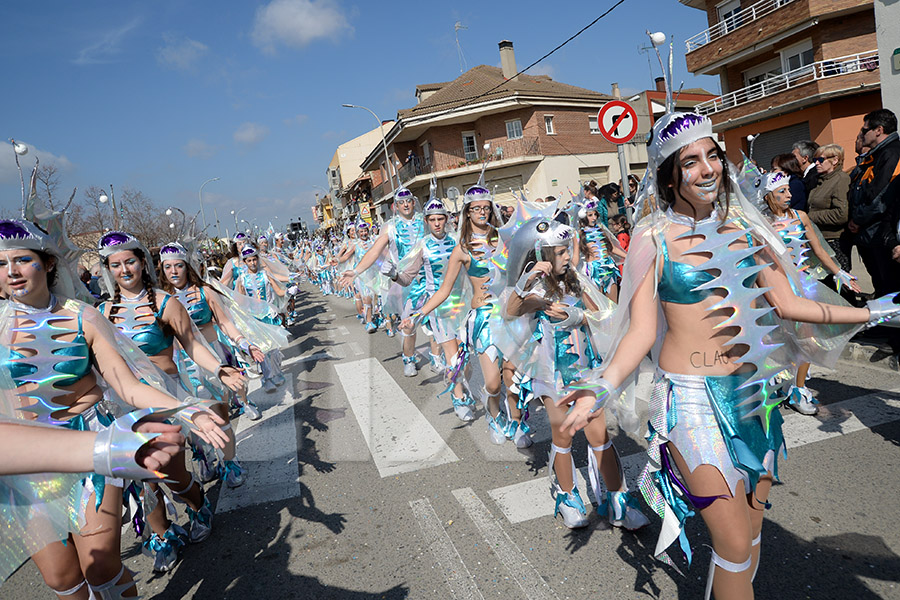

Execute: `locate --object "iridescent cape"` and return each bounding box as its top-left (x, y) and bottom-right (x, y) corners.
top-left (0, 297), bottom-right (197, 582)
top-left (206, 278), bottom-right (290, 352)
top-left (392, 232), bottom-right (468, 329)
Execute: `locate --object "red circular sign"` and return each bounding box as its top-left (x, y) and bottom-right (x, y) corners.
top-left (597, 100), bottom-right (638, 144)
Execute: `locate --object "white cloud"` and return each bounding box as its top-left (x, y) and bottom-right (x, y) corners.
top-left (283, 114), bottom-right (309, 126)
top-left (0, 141), bottom-right (75, 184)
top-left (233, 122), bottom-right (270, 146)
top-left (251, 0), bottom-right (351, 54)
top-left (183, 138), bottom-right (218, 159)
top-left (527, 63), bottom-right (555, 78)
top-left (74, 17), bottom-right (142, 65)
top-left (157, 33), bottom-right (209, 71)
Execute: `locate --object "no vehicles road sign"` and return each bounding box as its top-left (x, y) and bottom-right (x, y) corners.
top-left (598, 101), bottom-right (638, 144)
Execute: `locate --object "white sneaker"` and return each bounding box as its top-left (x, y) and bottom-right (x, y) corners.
top-left (513, 425), bottom-right (533, 449)
top-left (602, 491), bottom-right (650, 531)
top-left (487, 413), bottom-right (507, 445)
top-left (429, 353), bottom-right (445, 374)
top-left (222, 460), bottom-right (245, 489)
top-left (187, 498), bottom-right (213, 544)
top-left (554, 488), bottom-right (589, 529)
top-left (787, 385), bottom-right (818, 416)
top-left (403, 358), bottom-right (417, 377)
top-left (243, 402), bottom-right (261, 420)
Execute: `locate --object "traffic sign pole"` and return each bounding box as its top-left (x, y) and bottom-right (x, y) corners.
top-left (597, 100), bottom-right (639, 225)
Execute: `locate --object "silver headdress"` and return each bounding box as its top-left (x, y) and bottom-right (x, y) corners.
top-left (159, 241), bottom-right (189, 263)
top-left (765, 171), bottom-right (790, 193)
top-left (0, 219), bottom-right (50, 252)
top-left (233, 231), bottom-right (249, 243)
top-left (394, 186), bottom-right (417, 206)
top-left (240, 244), bottom-right (259, 260)
top-left (423, 175), bottom-right (449, 216)
top-left (463, 155), bottom-right (494, 207)
top-left (97, 230), bottom-right (158, 292)
top-left (505, 217), bottom-right (574, 286)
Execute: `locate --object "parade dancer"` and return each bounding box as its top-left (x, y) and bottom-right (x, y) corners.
top-left (402, 179), bottom-right (529, 448)
top-left (235, 244), bottom-right (288, 393)
top-left (0, 216), bottom-right (226, 598)
top-left (340, 187), bottom-right (425, 342)
top-left (219, 232), bottom-right (249, 289)
top-left (498, 216), bottom-right (649, 530)
top-left (335, 222), bottom-right (366, 320)
top-left (558, 96), bottom-right (900, 597)
top-left (394, 189), bottom-right (475, 419)
top-left (159, 242), bottom-right (268, 485)
top-left (573, 195), bottom-right (627, 300)
top-left (338, 220), bottom-right (381, 333)
top-left (97, 231), bottom-right (245, 572)
top-left (754, 171), bottom-right (861, 415)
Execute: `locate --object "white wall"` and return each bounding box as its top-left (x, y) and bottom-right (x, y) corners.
top-left (875, 0), bottom-right (900, 116)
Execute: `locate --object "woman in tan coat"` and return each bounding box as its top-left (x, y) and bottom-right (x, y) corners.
top-left (806, 144), bottom-right (852, 271)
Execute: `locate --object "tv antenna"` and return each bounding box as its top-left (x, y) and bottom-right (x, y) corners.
top-left (638, 44), bottom-right (655, 89)
top-left (455, 21), bottom-right (468, 73)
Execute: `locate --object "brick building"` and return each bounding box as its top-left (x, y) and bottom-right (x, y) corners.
top-left (358, 41), bottom-right (649, 218)
top-left (680, 0), bottom-right (881, 170)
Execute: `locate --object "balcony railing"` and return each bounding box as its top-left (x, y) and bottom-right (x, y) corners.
top-left (685, 0), bottom-right (797, 53)
top-left (695, 50), bottom-right (879, 116)
top-left (432, 136), bottom-right (542, 173)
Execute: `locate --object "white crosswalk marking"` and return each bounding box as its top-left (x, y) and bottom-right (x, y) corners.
top-left (335, 358), bottom-right (459, 477)
top-left (410, 498), bottom-right (484, 600)
top-left (487, 387), bottom-right (900, 524)
top-left (348, 341), bottom-right (363, 356)
top-left (453, 488), bottom-right (560, 600)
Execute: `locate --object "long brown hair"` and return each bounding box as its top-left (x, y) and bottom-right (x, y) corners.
top-left (459, 204), bottom-right (500, 254)
top-left (657, 138), bottom-right (732, 222)
top-left (158, 258), bottom-right (208, 294)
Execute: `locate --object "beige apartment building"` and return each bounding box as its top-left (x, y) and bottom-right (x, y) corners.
top-left (680, 0), bottom-right (882, 170)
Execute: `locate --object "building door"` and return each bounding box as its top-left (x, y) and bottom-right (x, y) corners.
top-left (752, 122), bottom-right (811, 171)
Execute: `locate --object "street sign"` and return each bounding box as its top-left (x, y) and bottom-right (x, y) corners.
top-left (598, 100), bottom-right (638, 144)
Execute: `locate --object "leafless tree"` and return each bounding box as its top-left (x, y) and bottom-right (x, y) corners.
top-left (34, 163), bottom-right (61, 210)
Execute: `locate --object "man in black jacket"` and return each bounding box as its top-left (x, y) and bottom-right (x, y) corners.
top-left (848, 109), bottom-right (900, 363)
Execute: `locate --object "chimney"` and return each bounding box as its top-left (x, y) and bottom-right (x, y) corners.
top-left (499, 40), bottom-right (517, 80)
top-left (655, 77), bottom-right (665, 92)
top-left (611, 83), bottom-right (621, 99)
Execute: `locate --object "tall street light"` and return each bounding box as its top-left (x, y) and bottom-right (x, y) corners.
top-left (198, 177), bottom-right (220, 237)
top-left (231, 208), bottom-right (247, 233)
top-left (342, 104), bottom-right (396, 196)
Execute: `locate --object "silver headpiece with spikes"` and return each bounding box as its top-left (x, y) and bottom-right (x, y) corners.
top-left (505, 217), bottom-right (574, 286)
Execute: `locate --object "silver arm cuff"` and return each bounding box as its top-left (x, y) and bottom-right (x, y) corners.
top-left (866, 293), bottom-right (900, 328)
top-left (92, 407), bottom-right (179, 480)
top-left (555, 306), bottom-right (585, 329)
top-left (589, 378), bottom-right (618, 414)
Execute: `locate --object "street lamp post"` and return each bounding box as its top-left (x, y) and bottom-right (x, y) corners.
top-left (341, 104), bottom-right (396, 196)
top-left (98, 184), bottom-right (119, 230)
top-left (198, 177), bottom-right (220, 237)
top-left (165, 206), bottom-right (187, 236)
top-left (231, 208), bottom-right (247, 235)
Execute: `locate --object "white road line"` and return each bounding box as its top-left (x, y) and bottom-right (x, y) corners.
top-left (337, 325), bottom-right (350, 336)
top-left (331, 344), bottom-right (347, 359)
top-left (348, 341), bottom-right (363, 356)
top-left (281, 351), bottom-right (330, 367)
top-left (217, 377), bottom-right (298, 513)
top-left (410, 498), bottom-right (484, 600)
top-left (488, 387), bottom-right (900, 524)
top-left (334, 358), bottom-right (459, 477)
top-left (452, 488), bottom-right (559, 600)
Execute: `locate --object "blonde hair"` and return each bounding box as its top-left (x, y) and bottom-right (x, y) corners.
top-left (815, 143), bottom-right (844, 164)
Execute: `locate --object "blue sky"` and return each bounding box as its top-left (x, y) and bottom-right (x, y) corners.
top-left (0, 0), bottom-right (718, 233)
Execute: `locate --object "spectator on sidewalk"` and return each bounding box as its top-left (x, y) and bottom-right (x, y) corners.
top-left (792, 140), bottom-right (820, 193)
top-left (848, 108), bottom-right (900, 364)
top-left (771, 153), bottom-right (808, 212)
top-left (807, 144), bottom-right (851, 270)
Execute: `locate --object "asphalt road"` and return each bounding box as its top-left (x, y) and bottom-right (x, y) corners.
top-left (5, 283), bottom-right (900, 599)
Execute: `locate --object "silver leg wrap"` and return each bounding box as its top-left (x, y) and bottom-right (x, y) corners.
top-left (54, 579), bottom-right (88, 597)
top-left (704, 548), bottom-right (752, 600)
top-left (751, 531), bottom-right (762, 582)
top-left (89, 565), bottom-right (136, 600)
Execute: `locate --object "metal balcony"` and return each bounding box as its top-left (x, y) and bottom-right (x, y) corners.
top-left (685, 0), bottom-right (797, 53)
top-left (694, 50), bottom-right (879, 116)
